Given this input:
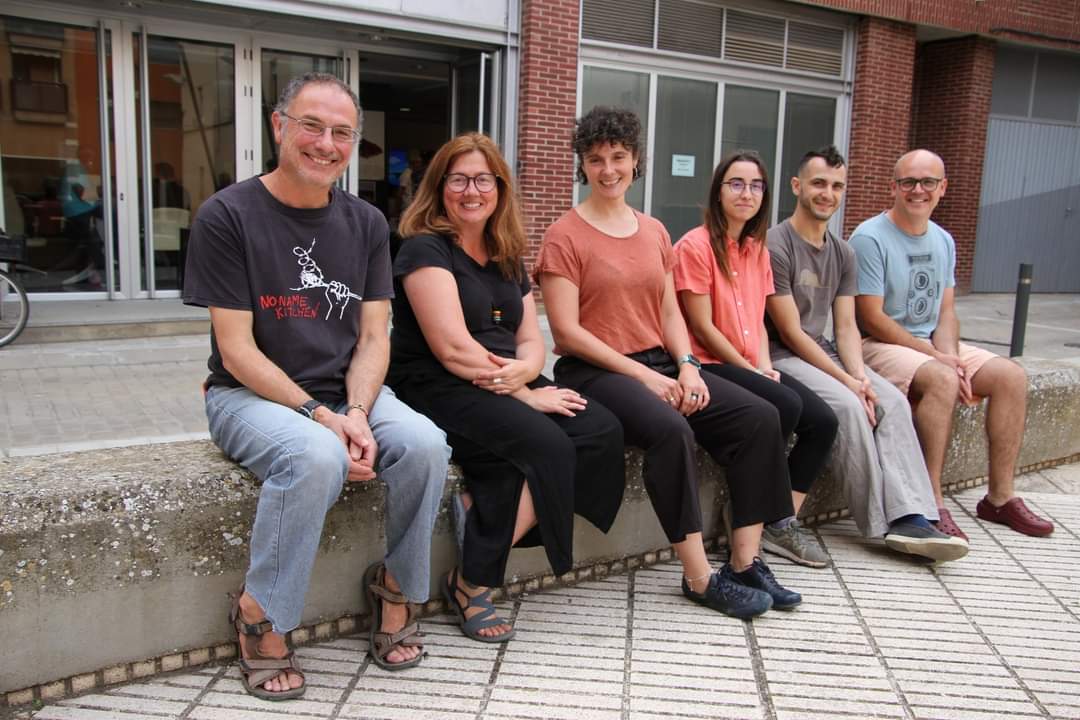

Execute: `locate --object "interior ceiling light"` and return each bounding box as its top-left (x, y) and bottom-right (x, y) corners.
top-left (399, 107), bottom-right (411, 112)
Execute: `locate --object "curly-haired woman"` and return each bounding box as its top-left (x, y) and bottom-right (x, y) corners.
top-left (536, 107), bottom-right (802, 618)
top-left (389, 132), bottom-right (625, 644)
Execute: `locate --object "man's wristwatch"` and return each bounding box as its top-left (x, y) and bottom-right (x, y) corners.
top-left (677, 354), bottom-right (702, 369)
top-left (296, 399), bottom-right (326, 420)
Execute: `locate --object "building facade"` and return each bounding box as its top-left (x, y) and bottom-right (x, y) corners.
top-left (1, 0), bottom-right (1078, 304)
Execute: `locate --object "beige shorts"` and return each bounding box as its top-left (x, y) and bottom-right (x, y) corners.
top-left (861, 339), bottom-right (999, 398)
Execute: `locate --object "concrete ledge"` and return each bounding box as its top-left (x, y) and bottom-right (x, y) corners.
top-left (2, 359), bottom-right (1078, 703)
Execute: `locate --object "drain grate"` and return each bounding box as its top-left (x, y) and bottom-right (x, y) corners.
top-left (1066, 342), bottom-right (1080, 348)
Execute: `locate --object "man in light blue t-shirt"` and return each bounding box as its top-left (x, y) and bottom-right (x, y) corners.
top-left (850, 149), bottom-right (1053, 540)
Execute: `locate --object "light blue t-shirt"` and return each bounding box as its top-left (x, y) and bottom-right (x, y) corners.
top-left (849, 212), bottom-right (956, 339)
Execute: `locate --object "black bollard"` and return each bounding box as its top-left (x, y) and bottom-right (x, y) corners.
top-left (1009, 263), bottom-right (1033, 357)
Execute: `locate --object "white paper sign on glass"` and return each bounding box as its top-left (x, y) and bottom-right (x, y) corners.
top-left (671, 154), bottom-right (696, 178)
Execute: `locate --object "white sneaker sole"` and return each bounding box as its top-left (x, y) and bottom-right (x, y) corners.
top-left (884, 534), bottom-right (969, 562)
top-left (761, 536), bottom-right (831, 568)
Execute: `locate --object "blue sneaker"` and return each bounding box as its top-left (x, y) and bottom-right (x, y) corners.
top-left (682, 569), bottom-right (772, 619)
top-left (885, 520), bottom-right (968, 562)
top-left (725, 557), bottom-right (802, 609)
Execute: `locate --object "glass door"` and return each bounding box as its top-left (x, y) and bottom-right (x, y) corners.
top-left (257, 49), bottom-right (343, 177)
top-left (0, 14), bottom-right (116, 295)
top-left (451, 52), bottom-right (495, 137)
top-left (134, 30), bottom-right (236, 295)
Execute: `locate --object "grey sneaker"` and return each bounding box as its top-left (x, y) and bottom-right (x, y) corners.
top-left (884, 520), bottom-right (969, 562)
top-left (761, 522), bottom-right (831, 568)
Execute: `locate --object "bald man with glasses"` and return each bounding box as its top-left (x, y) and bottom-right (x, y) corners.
top-left (849, 149), bottom-right (1053, 542)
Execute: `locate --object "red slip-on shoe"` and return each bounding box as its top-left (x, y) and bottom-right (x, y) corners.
top-left (976, 496), bottom-right (1054, 537)
top-left (933, 506), bottom-right (969, 542)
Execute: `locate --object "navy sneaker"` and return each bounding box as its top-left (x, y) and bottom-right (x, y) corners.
top-left (725, 557), bottom-right (802, 609)
top-left (885, 520), bottom-right (969, 562)
top-left (682, 570), bottom-right (772, 619)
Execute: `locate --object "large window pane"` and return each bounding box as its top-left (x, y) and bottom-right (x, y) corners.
top-left (1032, 52), bottom-right (1080, 123)
top-left (652, 76), bottom-right (716, 242)
top-left (135, 35), bottom-right (235, 292)
top-left (1, 16), bottom-right (110, 293)
top-left (778, 93), bottom-right (836, 221)
top-left (580, 66), bottom-right (649, 210)
top-left (991, 46), bottom-right (1035, 117)
top-left (721, 85), bottom-right (778, 194)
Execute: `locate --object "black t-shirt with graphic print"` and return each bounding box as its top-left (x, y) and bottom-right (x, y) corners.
top-left (388, 233), bottom-right (530, 380)
top-left (183, 177), bottom-right (392, 404)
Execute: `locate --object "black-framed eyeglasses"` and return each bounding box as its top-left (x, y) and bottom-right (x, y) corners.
top-left (721, 179), bottom-right (766, 196)
top-left (280, 112), bottom-right (361, 145)
top-left (895, 176), bottom-right (943, 192)
top-left (444, 173), bottom-right (499, 193)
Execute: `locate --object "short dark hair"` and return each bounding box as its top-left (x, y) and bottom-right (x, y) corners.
top-left (797, 145), bottom-right (846, 176)
top-left (274, 72), bottom-right (361, 122)
top-left (572, 106), bottom-right (646, 184)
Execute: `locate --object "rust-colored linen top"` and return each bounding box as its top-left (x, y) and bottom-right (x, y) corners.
top-left (536, 208), bottom-right (674, 356)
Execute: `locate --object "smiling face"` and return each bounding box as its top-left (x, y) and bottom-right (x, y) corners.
top-left (793, 157), bottom-right (847, 222)
top-left (891, 150), bottom-right (947, 227)
top-left (720, 160), bottom-right (765, 226)
top-left (442, 150), bottom-right (498, 234)
top-left (272, 82), bottom-right (357, 190)
top-left (581, 142), bottom-right (637, 201)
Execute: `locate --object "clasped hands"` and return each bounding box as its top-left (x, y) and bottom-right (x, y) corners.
top-left (474, 352), bottom-right (585, 417)
top-left (640, 364), bottom-right (710, 416)
top-left (316, 406), bottom-right (378, 482)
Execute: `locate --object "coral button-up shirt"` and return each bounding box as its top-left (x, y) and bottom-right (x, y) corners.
top-left (673, 225), bottom-right (774, 367)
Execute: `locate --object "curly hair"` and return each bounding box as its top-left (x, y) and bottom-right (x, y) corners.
top-left (274, 72), bottom-right (361, 120)
top-left (703, 150), bottom-right (771, 282)
top-left (572, 106), bottom-right (646, 184)
top-left (398, 132), bottom-right (526, 280)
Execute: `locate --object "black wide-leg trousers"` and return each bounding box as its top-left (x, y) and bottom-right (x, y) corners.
top-left (555, 349), bottom-right (794, 541)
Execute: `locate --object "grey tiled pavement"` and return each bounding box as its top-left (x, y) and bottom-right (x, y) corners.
top-left (24, 472), bottom-right (1080, 720)
top-left (2, 293), bottom-right (1079, 459)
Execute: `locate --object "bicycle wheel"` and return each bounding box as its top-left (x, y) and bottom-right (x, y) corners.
top-left (0, 269), bottom-right (29, 348)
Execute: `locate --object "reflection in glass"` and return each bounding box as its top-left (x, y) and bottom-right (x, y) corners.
top-left (721, 85), bottom-right (779, 193)
top-left (262, 51), bottom-right (340, 174)
top-left (580, 67), bottom-right (650, 211)
top-left (778, 93), bottom-right (836, 221)
top-left (652, 76), bottom-right (716, 242)
top-left (0, 16), bottom-right (109, 293)
top-left (135, 35), bottom-right (234, 292)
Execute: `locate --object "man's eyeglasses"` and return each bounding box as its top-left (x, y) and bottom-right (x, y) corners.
top-left (895, 176), bottom-right (943, 192)
top-left (721, 179), bottom-right (766, 196)
top-left (281, 113), bottom-right (361, 145)
top-left (444, 173), bottom-right (499, 193)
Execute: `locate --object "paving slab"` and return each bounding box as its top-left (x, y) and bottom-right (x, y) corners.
top-left (12, 479), bottom-right (1076, 720)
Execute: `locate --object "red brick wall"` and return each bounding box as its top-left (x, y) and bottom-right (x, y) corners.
top-left (516, 0), bottom-right (580, 269)
top-left (843, 18), bottom-right (917, 241)
top-left (911, 36), bottom-right (996, 291)
top-left (801, 0), bottom-right (1080, 50)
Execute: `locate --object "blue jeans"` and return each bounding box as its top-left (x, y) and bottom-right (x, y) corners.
top-left (205, 384), bottom-right (450, 633)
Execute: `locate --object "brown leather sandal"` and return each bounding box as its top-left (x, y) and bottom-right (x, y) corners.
top-left (363, 561), bottom-right (425, 671)
top-left (229, 588), bottom-right (306, 701)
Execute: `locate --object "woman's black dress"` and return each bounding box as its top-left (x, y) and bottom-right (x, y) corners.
top-left (387, 234), bottom-right (625, 587)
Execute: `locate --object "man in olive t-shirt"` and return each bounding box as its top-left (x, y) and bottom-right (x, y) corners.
top-left (765, 146), bottom-right (965, 562)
